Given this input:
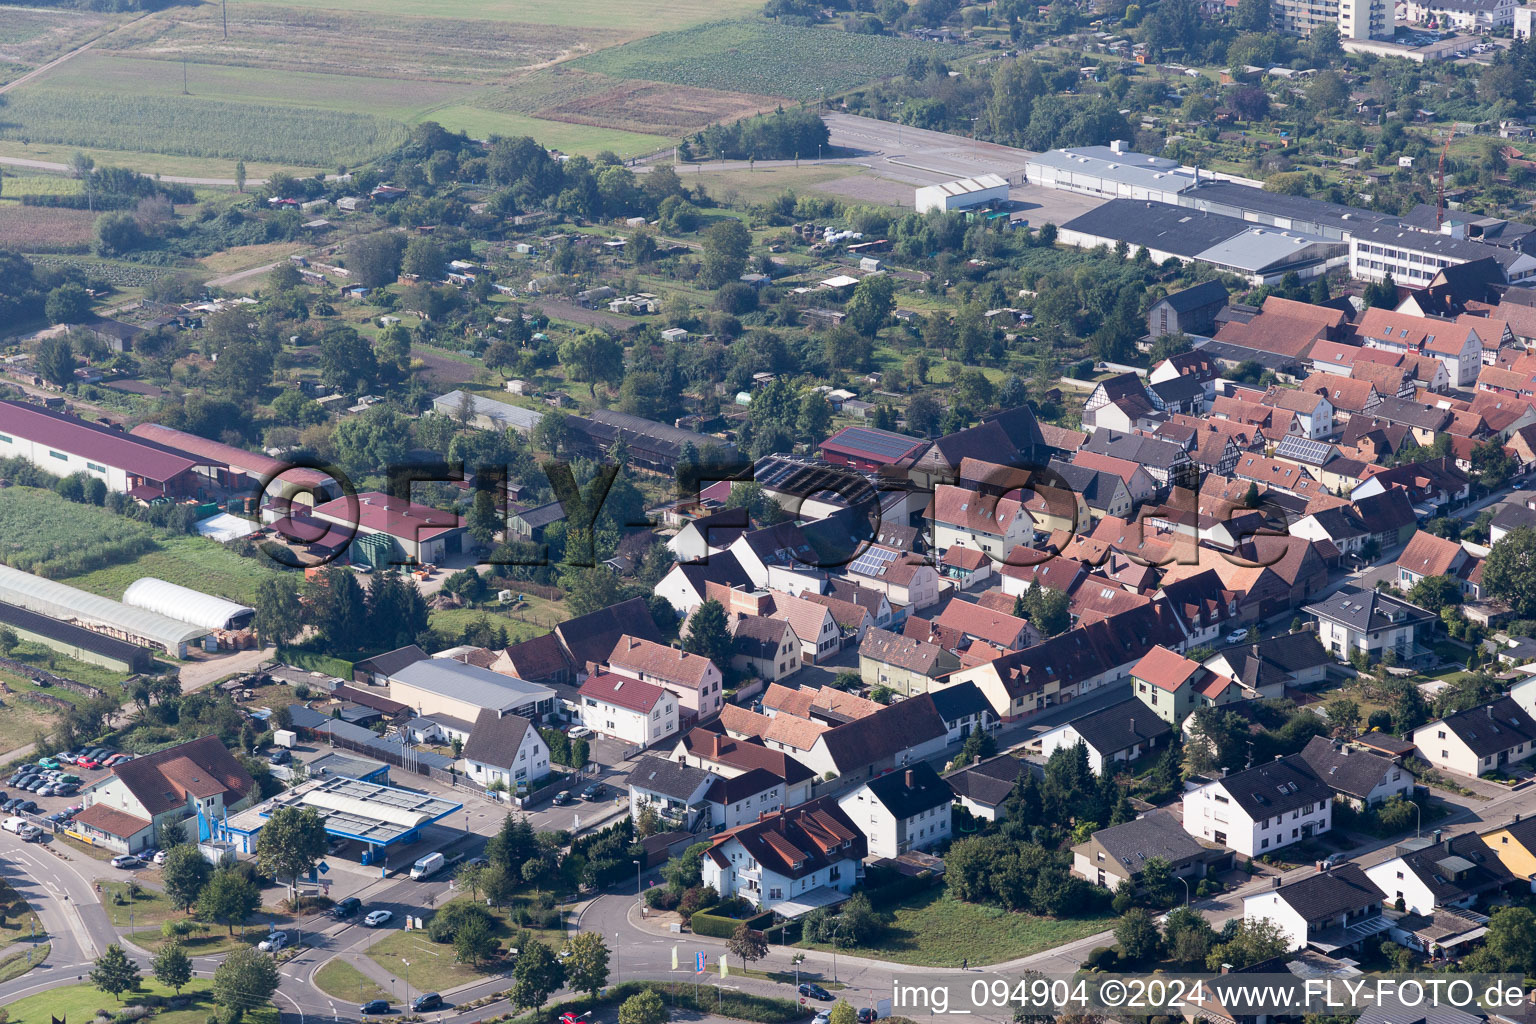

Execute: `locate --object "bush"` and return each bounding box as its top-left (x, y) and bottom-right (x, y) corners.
top-left (426, 901), bottom-right (495, 944)
top-left (1084, 946), bottom-right (1119, 971)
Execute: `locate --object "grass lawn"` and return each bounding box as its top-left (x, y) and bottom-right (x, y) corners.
top-left (0, 878), bottom-right (41, 953)
top-left (429, 594), bottom-right (568, 643)
top-left (314, 957), bottom-right (389, 1003)
top-left (0, 692), bottom-right (66, 759)
top-left (367, 893), bottom-right (568, 989)
top-left (62, 534), bottom-right (282, 605)
top-left (100, 881), bottom-right (182, 931)
top-left (126, 920), bottom-right (275, 956)
top-left (0, 942), bottom-right (48, 984)
top-left (6, 978), bottom-right (278, 1024)
top-left (797, 889), bottom-right (1115, 967)
top-left (58, 834), bottom-right (118, 862)
top-left (366, 929), bottom-right (487, 991)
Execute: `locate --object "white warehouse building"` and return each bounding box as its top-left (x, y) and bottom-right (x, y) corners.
top-left (915, 173), bottom-right (1009, 214)
top-left (0, 564), bottom-right (213, 657)
top-left (122, 577), bottom-right (256, 631)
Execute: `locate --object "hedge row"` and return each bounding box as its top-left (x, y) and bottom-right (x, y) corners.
top-left (500, 980), bottom-right (805, 1024)
top-left (691, 904), bottom-right (775, 939)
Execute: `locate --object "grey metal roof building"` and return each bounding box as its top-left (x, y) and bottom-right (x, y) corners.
top-left (390, 658), bottom-right (555, 716)
top-left (0, 599), bottom-right (155, 673)
top-left (1060, 200), bottom-right (1343, 285)
top-left (0, 564), bottom-right (211, 656)
top-left (432, 390), bottom-right (545, 433)
top-left (1181, 179), bottom-right (1400, 241)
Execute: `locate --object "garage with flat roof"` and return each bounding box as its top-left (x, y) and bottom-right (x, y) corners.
top-left (218, 776), bottom-right (461, 867)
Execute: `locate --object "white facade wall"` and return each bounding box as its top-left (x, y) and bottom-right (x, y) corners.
top-left (1183, 780), bottom-right (1331, 858)
top-left (0, 433), bottom-right (132, 492)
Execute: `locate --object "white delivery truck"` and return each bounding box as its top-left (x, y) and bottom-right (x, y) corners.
top-left (1, 816), bottom-right (29, 835)
top-left (410, 851), bottom-right (445, 880)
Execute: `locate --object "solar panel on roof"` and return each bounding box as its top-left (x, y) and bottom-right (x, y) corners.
top-left (849, 546), bottom-right (899, 577)
top-left (824, 426), bottom-right (922, 461)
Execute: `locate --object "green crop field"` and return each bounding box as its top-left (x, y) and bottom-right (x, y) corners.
top-left (29, 52), bottom-right (479, 119)
top-left (0, 174), bottom-right (83, 199)
top-left (573, 19), bottom-right (954, 100)
top-left (252, 0), bottom-right (765, 31)
top-left (62, 534), bottom-right (282, 606)
top-left (0, 89), bottom-right (406, 165)
top-left (0, 489), bottom-right (160, 579)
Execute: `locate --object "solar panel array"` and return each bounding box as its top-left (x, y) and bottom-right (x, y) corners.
top-left (824, 426), bottom-right (924, 461)
top-left (1273, 433), bottom-right (1334, 465)
top-left (849, 545), bottom-right (900, 578)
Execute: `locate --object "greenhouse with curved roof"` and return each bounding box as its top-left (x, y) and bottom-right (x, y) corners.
top-left (0, 564), bottom-right (212, 657)
top-left (123, 577), bottom-right (255, 632)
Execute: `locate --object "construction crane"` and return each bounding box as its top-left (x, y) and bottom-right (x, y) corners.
top-left (1437, 130), bottom-right (1454, 228)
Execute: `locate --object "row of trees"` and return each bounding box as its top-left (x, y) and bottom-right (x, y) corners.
top-left (91, 942), bottom-right (278, 1024)
top-left (252, 567), bottom-right (428, 653)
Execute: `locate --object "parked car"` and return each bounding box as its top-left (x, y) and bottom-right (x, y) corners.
top-left (37, 757), bottom-right (60, 770)
top-left (364, 910), bottom-right (393, 927)
top-left (18, 825), bottom-right (41, 841)
top-left (580, 782), bottom-right (605, 801)
top-left (56, 752), bottom-right (77, 765)
top-left (269, 749), bottom-right (291, 765)
top-left (412, 994), bottom-right (442, 1013)
top-left (1224, 628), bottom-right (1250, 644)
top-left (75, 756), bottom-right (101, 770)
top-left (858, 1009), bottom-right (879, 1023)
top-left (103, 754), bottom-right (132, 767)
top-left (813, 1013), bottom-right (831, 1024)
top-left (258, 931), bottom-right (290, 952)
top-left (111, 855), bottom-right (144, 869)
top-left (552, 790), bottom-right (573, 806)
top-left (17, 800), bottom-right (37, 814)
top-left (800, 985), bottom-right (832, 1001)
top-left (37, 785), bottom-right (56, 798)
top-left (567, 726), bottom-right (592, 739)
top-left (153, 850), bottom-right (168, 865)
top-left (331, 897), bottom-right (362, 919)
top-left (359, 1000), bottom-right (389, 1015)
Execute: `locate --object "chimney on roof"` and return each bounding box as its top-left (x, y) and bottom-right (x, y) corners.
top-left (905, 769), bottom-right (913, 788)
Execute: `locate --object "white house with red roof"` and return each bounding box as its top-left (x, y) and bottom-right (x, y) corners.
top-left (577, 672), bottom-right (678, 747)
top-left (927, 484), bottom-right (1035, 559)
top-left (702, 797), bottom-right (867, 911)
top-left (605, 634), bottom-right (724, 720)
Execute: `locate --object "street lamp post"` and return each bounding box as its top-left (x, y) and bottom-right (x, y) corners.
top-left (1177, 876), bottom-right (1190, 907)
top-left (1413, 799), bottom-right (1422, 839)
top-left (634, 859), bottom-right (643, 905)
top-left (831, 921), bottom-right (841, 984)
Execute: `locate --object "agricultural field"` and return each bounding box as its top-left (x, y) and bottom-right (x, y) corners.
top-left (474, 67), bottom-right (783, 138)
top-left (0, 5), bottom-right (120, 79)
top-left (0, 88), bottom-right (405, 165)
top-left (28, 51), bottom-right (479, 119)
top-left (0, 488), bottom-right (160, 579)
top-left (0, 173), bottom-right (82, 199)
top-left (426, 106), bottom-right (670, 158)
top-left (0, 203), bottom-right (96, 251)
top-left (60, 533), bottom-right (283, 606)
top-left (250, 0), bottom-right (765, 31)
top-left (572, 19), bottom-right (954, 101)
top-left (95, 4), bottom-right (620, 85)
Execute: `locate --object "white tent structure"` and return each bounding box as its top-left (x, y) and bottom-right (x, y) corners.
top-left (0, 564), bottom-right (211, 656)
top-left (122, 577), bottom-right (255, 631)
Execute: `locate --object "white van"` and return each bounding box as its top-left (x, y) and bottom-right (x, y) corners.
top-left (1, 816), bottom-right (28, 835)
top-left (410, 852), bottom-right (445, 880)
